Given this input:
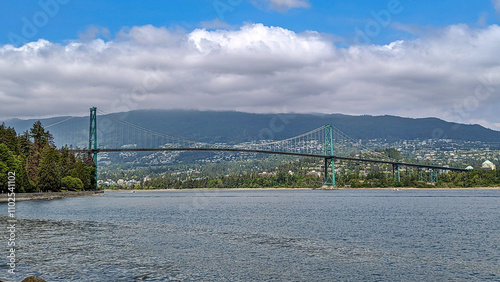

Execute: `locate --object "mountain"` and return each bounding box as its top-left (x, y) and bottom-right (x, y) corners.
top-left (3, 110), bottom-right (500, 147)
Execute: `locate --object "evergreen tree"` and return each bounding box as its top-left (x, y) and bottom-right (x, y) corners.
top-left (0, 124), bottom-right (19, 155)
top-left (26, 150), bottom-right (41, 186)
top-left (0, 162), bottom-right (9, 193)
top-left (59, 146), bottom-right (76, 178)
top-left (15, 155), bottom-right (30, 193)
top-left (37, 145), bottom-right (61, 192)
top-left (18, 131), bottom-right (31, 156)
top-left (30, 121), bottom-right (54, 148)
top-left (0, 144), bottom-right (20, 193)
top-left (71, 160), bottom-right (91, 190)
top-left (0, 122), bottom-right (94, 193)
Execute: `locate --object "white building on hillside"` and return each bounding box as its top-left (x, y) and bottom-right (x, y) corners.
top-left (482, 160), bottom-right (496, 171)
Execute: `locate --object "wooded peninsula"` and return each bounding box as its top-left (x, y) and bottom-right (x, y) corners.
top-left (0, 122), bottom-right (96, 193)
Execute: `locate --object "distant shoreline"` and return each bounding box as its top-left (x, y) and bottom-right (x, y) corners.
top-left (2, 188), bottom-right (497, 203)
top-left (106, 188), bottom-right (313, 192)
top-left (0, 191), bottom-right (104, 203)
top-left (105, 187), bottom-right (500, 192)
top-left (335, 187), bottom-right (500, 190)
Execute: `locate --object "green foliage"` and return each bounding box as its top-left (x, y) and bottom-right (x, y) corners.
top-left (437, 170), bottom-right (500, 188)
top-left (141, 172), bottom-right (322, 190)
top-left (105, 156), bottom-right (500, 190)
top-left (0, 143), bottom-right (18, 169)
top-left (0, 121), bottom-right (95, 193)
top-left (71, 160), bottom-right (93, 190)
top-left (30, 121), bottom-right (54, 148)
top-left (0, 162), bottom-right (9, 192)
top-left (37, 145), bottom-right (61, 192)
top-left (0, 124), bottom-right (19, 155)
top-left (0, 143), bottom-right (21, 193)
top-left (61, 176), bottom-right (84, 191)
top-left (375, 148), bottom-right (402, 160)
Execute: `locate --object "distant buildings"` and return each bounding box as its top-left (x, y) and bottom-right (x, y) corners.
top-left (482, 160), bottom-right (496, 170)
top-left (259, 171), bottom-right (276, 177)
top-left (98, 179), bottom-right (141, 186)
top-left (306, 170), bottom-right (321, 177)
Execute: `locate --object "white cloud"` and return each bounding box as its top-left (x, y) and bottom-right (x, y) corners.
top-left (494, 0), bottom-right (500, 13)
top-left (78, 26), bottom-right (111, 41)
top-left (1, 23), bottom-right (500, 130)
top-left (255, 0), bottom-right (311, 11)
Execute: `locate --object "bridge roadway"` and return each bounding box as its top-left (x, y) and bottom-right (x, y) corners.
top-left (72, 147), bottom-right (468, 172)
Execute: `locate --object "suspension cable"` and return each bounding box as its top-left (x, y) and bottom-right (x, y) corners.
top-left (45, 116), bottom-right (76, 129)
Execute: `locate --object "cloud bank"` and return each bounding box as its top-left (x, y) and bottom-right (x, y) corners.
top-left (0, 23), bottom-right (499, 130)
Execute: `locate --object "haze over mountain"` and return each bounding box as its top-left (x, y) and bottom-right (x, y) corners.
top-left (3, 110), bottom-right (500, 147)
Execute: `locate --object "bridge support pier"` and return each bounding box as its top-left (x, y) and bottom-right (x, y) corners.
top-left (324, 158), bottom-right (336, 186)
top-left (434, 170), bottom-right (439, 183)
top-left (393, 164), bottom-right (400, 182)
top-left (397, 165), bottom-right (400, 182)
top-left (89, 107), bottom-right (98, 190)
top-left (323, 125), bottom-right (336, 187)
top-left (428, 169), bottom-right (439, 183)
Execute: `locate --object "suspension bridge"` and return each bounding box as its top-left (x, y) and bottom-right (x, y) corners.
top-left (46, 107), bottom-right (468, 189)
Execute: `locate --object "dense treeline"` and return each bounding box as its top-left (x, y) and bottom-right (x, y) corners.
top-left (437, 170), bottom-right (500, 188)
top-left (0, 122), bottom-right (96, 193)
top-left (123, 159), bottom-right (323, 189)
top-left (99, 156), bottom-right (300, 185)
top-left (335, 169), bottom-right (500, 188)
top-left (137, 169), bottom-right (500, 190)
top-left (142, 172), bottom-right (321, 189)
top-left (110, 157), bottom-right (500, 190)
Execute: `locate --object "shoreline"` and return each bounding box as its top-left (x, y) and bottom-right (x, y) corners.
top-left (106, 187), bottom-right (314, 192)
top-left (1, 187), bottom-right (498, 203)
top-left (0, 191), bottom-right (104, 203)
top-left (105, 186), bottom-right (500, 192)
top-left (333, 187), bottom-right (500, 190)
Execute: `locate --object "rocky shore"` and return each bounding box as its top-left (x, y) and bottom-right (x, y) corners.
top-left (0, 191), bottom-right (104, 203)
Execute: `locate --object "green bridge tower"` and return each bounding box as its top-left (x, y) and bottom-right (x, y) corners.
top-left (323, 124), bottom-right (336, 186)
top-left (89, 107), bottom-right (98, 189)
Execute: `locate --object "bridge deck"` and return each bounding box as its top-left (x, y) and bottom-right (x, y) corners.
top-left (71, 147), bottom-right (468, 172)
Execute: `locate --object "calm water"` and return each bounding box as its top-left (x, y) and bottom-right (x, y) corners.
top-left (1, 189), bottom-right (499, 281)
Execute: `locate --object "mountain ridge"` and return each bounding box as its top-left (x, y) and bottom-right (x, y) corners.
top-left (3, 109), bottom-right (500, 145)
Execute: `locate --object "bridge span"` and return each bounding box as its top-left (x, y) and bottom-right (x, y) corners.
top-left (73, 147), bottom-right (468, 172)
top-left (61, 107), bottom-right (469, 189)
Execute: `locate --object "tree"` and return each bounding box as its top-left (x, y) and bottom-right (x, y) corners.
top-left (61, 176), bottom-right (84, 191)
top-left (0, 124), bottom-right (19, 155)
top-left (71, 160), bottom-right (91, 190)
top-left (26, 150), bottom-right (41, 186)
top-left (37, 145), bottom-right (61, 192)
top-left (59, 146), bottom-right (76, 178)
top-left (384, 148), bottom-right (402, 160)
top-left (0, 121), bottom-right (94, 193)
top-left (0, 144), bottom-right (21, 193)
top-left (15, 155), bottom-right (29, 193)
top-left (29, 121), bottom-right (53, 148)
top-left (18, 131), bottom-right (31, 157)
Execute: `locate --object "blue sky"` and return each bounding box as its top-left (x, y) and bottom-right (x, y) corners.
top-left (1, 0), bottom-right (498, 46)
top-left (1, 0), bottom-right (500, 130)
